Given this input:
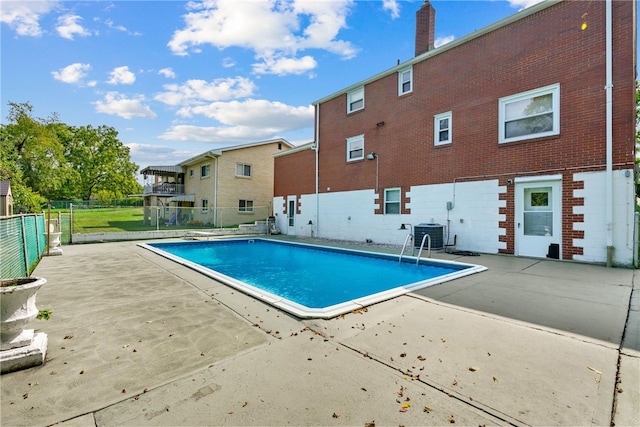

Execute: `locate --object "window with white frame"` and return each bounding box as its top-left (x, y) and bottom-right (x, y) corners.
top-left (238, 199), bottom-right (254, 213)
top-left (346, 135), bottom-right (364, 162)
top-left (347, 87), bottom-right (364, 113)
top-left (189, 169), bottom-right (194, 178)
top-left (235, 162), bottom-right (252, 178)
top-left (434, 112), bottom-right (452, 145)
top-left (202, 199), bottom-right (208, 212)
top-left (200, 164), bottom-right (211, 178)
top-left (499, 84), bottom-right (560, 143)
top-left (384, 188), bottom-right (401, 214)
top-left (398, 67), bottom-right (413, 95)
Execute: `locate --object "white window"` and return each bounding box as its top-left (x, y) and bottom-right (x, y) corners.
top-left (347, 87), bottom-right (364, 113)
top-left (346, 135), bottom-right (364, 162)
top-left (235, 162), bottom-right (252, 178)
top-left (434, 112), bottom-right (452, 145)
top-left (202, 199), bottom-right (208, 212)
top-left (200, 164), bottom-right (210, 178)
top-left (384, 188), bottom-right (401, 214)
top-left (398, 67), bottom-right (413, 95)
top-left (238, 199), bottom-right (254, 213)
top-left (499, 84), bottom-right (560, 143)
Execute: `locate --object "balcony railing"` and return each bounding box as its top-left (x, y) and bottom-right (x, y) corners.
top-left (143, 183), bottom-right (185, 196)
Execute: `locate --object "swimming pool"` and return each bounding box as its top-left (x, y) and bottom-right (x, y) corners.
top-left (140, 239), bottom-right (487, 318)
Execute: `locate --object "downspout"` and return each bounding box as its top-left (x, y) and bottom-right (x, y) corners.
top-left (605, 0), bottom-right (614, 267)
top-left (315, 103), bottom-right (320, 238)
top-left (213, 155), bottom-right (219, 227)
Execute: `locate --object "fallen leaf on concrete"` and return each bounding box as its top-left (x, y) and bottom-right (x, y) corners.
top-left (64, 335), bottom-right (73, 339)
top-left (452, 379), bottom-right (458, 386)
top-left (493, 376), bottom-right (498, 383)
top-left (332, 412), bottom-right (341, 418)
top-left (447, 415), bottom-right (456, 423)
top-left (22, 393), bottom-right (29, 399)
top-left (122, 344), bottom-right (130, 348)
top-left (79, 370), bottom-right (85, 374)
top-left (440, 338), bottom-right (446, 343)
top-left (401, 402), bottom-right (411, 408)
top-left (242, 401), bottom-right (248, 407)
top-left (468, 366), bottom-right (479, 372)
top-left (587, 366), bottom-right (602, 375)
top-left (423, 406), bottom-right (433, 413)
top-left (121, 389), bottom-right (126, 393)
top-left (417, 355), bottom-right (426, 361)
top-left (50, 371), bottom-right (57, 375)
top-left (400, 352), bottom-right (407, 358)
top-left (399, 408), bottom-right (408, 413)
top-left (364, 421), bottom-right (375, 427)
top-left (397, 386), bottom-right (404, 397)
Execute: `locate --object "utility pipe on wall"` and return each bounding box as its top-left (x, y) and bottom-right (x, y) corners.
top-left (605, 0), bottom-right (614, 267)
top-left (314, 103), bottom-right (320, 238)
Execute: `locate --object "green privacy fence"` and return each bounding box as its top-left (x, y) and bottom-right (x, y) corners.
top-left (0, 214), bottom-right (47, 278)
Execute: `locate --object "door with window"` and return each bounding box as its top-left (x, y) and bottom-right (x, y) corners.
top-left (287, 197), bottom-right (296, 234)
top-left (515, 179), bottom-right (561, 258)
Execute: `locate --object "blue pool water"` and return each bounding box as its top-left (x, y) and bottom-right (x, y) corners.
top-left (142, 239), bottom-right (486, 318)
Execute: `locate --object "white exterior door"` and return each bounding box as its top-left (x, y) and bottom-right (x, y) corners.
top-left (515, 178), bottom-right (561, 258)
top-left (287, 197), bottom-right (296, 235)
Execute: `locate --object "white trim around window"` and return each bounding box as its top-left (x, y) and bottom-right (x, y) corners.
top-left (398, 66), bottom-right (413, 95)
top-left (202, 199), bottom-right (209, 212)
top-left (347, 86), bottom-right (364, 113)
top-left (434, 111), bottom-right (452, 146)
top-left (235, 162), bottom-right (252, 178)
top-left (499, 83), bottom-right (560, 144)
top-left (200, 163), bottom-right (211, 178)
top-left (384, 188), bottom-right (401, 214)
top-left (346, 134), bottom-right (364, 162)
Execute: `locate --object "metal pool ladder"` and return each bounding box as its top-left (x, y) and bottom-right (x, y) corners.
top-left (399, 233), bottom-right (431, 264)
top-left (415, 233), bottom-right (431, 264)
top-left (399, 233), bottom-right (413, 263)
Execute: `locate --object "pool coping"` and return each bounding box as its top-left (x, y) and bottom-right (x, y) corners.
top-left (138, 238), bottom-right (488, 319)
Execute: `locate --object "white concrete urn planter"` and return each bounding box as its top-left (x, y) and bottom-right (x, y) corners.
top-left (47, 231), bottom-right (63, 256)
top-left (0, 277), bottom-right (48, 374)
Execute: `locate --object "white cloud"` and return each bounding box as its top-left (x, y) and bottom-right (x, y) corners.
top-left (158, 68), bottom-right (176, 79)
top-left (51, 62), bottom-right (93, 85)
top-left (507, 0), bottom-right (546, 10)
top-left (159, 99), bottom-right (313, 143)
top-left (382, 0), bottom-right (400, 19)
top-left (0, 1), bottom-right (58, 36)
top-left (154, 77), bottom-right (256, 107)
top-left (167, 0), bottom-right (356, 76)
top-left (94, 92), bottom-right (157, 119)
top-left (107, 66), bottom-right (136, 85)
top-left (222, 57), bottom-right (236, 68)
top-left (56, 14), bottom-right (91, 40)
top-left (434, 35), bottom-right (455, 48)
top-left (253, 54), bottom-right (317, 76)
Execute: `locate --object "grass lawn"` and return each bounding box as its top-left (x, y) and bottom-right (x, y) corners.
top-left (71, 207), bottom-right (153, 233)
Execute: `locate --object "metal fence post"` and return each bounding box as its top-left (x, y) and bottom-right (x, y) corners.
top-left (20, 215), bottom-right (29, 275)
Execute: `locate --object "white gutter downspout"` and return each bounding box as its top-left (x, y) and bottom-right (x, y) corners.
top-left (605, 0), bottom-right (614, 267)
top-left (315, 103), bottom-right (320, 238)
top-left (213, 155), bottom-right (219, 227)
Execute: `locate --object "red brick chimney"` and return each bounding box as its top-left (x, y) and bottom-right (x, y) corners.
top-left (415, 1), bottom-right (435, 56)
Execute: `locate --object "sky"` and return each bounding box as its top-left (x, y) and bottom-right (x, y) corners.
top-left (1, 0), bottom-right (549, 180)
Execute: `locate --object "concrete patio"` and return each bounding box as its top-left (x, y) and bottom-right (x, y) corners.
top-left (1, 237), bottom-right (638, 426)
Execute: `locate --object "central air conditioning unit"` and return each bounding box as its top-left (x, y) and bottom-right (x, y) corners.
top-left (414, 223), bottom-right (445, 250)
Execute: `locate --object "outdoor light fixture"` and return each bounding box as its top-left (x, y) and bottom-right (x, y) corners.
top-left (366, 152), bottom-right (377, 160)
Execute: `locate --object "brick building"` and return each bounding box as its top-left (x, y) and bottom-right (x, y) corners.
top-left (274, 0), bottom-right (637, 266)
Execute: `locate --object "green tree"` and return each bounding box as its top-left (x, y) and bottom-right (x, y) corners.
top-left (59, 125), bottom-right (142, 200)
top-left (0, 102), bottom-right (68, 211)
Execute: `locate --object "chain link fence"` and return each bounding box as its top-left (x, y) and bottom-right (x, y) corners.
top-left (0, 214), bottom-right (47, 278)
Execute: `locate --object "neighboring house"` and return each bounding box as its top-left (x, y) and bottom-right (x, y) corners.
top-left (0, 181), bottom-right (13, 217)
top-left (142, 138), bottom-right (292, 227)
top-left (274, 0), bottom-right (637, 266)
